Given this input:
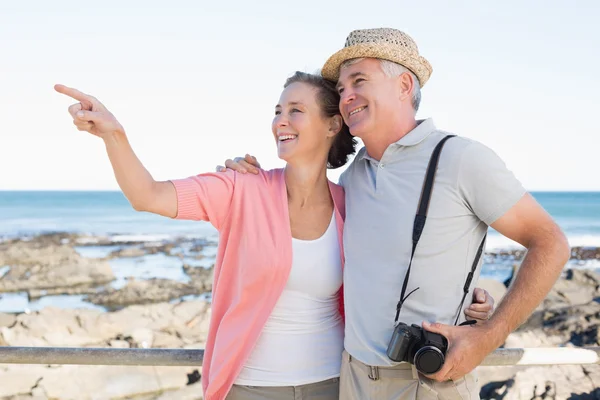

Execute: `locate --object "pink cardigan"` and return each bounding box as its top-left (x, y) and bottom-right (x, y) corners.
top-left (171, 168), bottom-right (346, 400)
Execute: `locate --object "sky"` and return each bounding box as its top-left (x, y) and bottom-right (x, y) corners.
top-left (1, 1), bottom-right (598, 191)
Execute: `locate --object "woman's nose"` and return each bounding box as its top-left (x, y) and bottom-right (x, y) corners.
top-left (275, 114), bottom-right (289, 128)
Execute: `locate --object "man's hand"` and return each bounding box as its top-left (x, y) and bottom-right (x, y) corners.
top-left (422, 320), bottom-right (500, 382)
top-left (465, 287), bottom-right (494, 322)
top-left (216, 154), bottom-right (261, 174)
top-left (54, 84), bottom-right (124, 139)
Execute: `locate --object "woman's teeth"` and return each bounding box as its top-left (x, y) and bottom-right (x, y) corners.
top-left (279, 135), bottom-right (297, 141)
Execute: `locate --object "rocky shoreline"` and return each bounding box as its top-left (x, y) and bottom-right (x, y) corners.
top-left (0, 233), bottom-right (599, 399)
top-left (0, 233), bottom-right (215, 312)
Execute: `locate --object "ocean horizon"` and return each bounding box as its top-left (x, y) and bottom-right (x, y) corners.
top-left (1, 190), bottom-right (599, 247)
top-left (0, 190), bottom-right (599, 313)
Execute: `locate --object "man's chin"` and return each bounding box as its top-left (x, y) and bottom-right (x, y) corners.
top-left (348, 122), bottom-right (369, 139)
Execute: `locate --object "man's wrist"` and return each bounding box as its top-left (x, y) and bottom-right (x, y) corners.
top-left (482, 318), bottom-right (511, 349)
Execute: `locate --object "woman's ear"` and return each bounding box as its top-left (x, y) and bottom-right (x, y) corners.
top-left (328, 115), bottom-right (343, 137)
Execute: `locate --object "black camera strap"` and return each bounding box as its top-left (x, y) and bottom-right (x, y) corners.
top-left (453, 235), bottom-right (486, 325)
top-left (394, 134), bottom-right (487, 326)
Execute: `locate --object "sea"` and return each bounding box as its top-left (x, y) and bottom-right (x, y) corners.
top-left (0, 191), bottom-right (599, 313)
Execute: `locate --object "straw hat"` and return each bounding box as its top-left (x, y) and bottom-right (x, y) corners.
top-left (321, 28), bottom-right (432, 87)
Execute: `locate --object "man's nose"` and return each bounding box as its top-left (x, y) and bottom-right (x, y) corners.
top-left (340, 89), bottom-right (356, 105)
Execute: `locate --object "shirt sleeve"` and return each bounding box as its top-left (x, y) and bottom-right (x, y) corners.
top-left (337, 171), bottom-right (345, 188)
top-left (457, 141), bottom-right (527, 225)
top-left (169, 170), bottom-right (236, 230)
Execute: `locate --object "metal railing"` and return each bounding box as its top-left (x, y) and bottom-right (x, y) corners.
top-left (0, 346), bottom-right (599, 367)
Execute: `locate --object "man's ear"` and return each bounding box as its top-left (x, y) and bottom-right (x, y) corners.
top-left (328, 115), bottom-right (343, 137)
top-left (398, 72), bottom-right (414, 101)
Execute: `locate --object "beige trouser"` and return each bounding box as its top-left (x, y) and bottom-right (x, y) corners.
top-left (339, 351), bottom-right (480, 400)
top-left (226, 377), bottom-right (339, 400)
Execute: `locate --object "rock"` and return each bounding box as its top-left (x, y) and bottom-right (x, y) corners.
top-left (27, 285), bottom-right (107, 299)
top-left (0, 241), bottom-right (114, 293)
top-left (85, 279), bottom-right (205, 308)
top-left (478, 364), bottom-right (600, 399)
top-left (107, 246), bottom-right (147, 258)
top-left (3, 232), bottom-right (84, 248)
top-left (0, 363), bottom-right (200, 399)
top-left (485, 245), bottom-right (600, 265)
top-left (130, 327), bottom-right (154, 348)
top-left (0, 299), bottom-right (210, 398)
top-left (31, 386), bottom-right (49, 399)
top-left (487, 248), bottom-right (527, 262)
top-left (476, 268), bottom-right (600, 399)
top-left (0, 311), bottom-right (16, 328)
top-left (0, 300), bottom-right (210, 348)
top-left (189, 243), bottom-right (205, 253)
top-left (503, 329), bottom-right (564, 348)
top-left (571, 246), bottom-right (600, 261)
top-left (477, 278), bottom-right (508, 304)
top-left (152, 331), bottom-right (184, 348)
top-left (546, 269), bottom-right (600, 308)
top-left (36, 365), bottom-right (194, 400)
top-left (2, 307), bottom-right (105, 347)
top-left (146, 243), bottom-right (178, 256)
top-left (481, 365), bottom-right (600, 399)
top-left (184, 265), bottom-right (214, 292)
top-left (542, 302), bottom-right (600, 346)
top-left (109, 339), bottom-right (130, 348)
top-left (154, 382), bottom-right (204, 400)
top-left (0, 365), bottom-right (43, 397)
top-left (565, 268), bottom-right (600, 287)
top-left (479, 377), bottom-right (515, 400)
top-left (98, 237), bottom-right (211, 259)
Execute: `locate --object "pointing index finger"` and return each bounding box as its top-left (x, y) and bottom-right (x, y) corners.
top-left (54, 84), bottom-right (94, 104)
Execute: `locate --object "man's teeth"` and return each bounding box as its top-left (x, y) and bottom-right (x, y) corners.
top-left (350, 106), bottom-right (366, 116)
top-left (279, 135), bottom-right (297, 141)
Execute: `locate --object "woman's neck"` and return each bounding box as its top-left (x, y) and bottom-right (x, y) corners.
top-left (284, 162), bottom-right (331, 208)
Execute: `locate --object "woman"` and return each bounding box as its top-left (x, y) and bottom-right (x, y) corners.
top-left (54, 72), bottom-right (492, 400)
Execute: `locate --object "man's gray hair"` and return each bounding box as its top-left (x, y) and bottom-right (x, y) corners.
top-left (340, 58), bottom-right (421, 112)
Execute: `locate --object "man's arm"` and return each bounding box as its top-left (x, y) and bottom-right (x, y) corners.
top-left (485, 193), bottom-right (570, 343)
top-left (424, 193), bottom-right (570, 382)
top-left (422, 140), bottom-right (570, 382)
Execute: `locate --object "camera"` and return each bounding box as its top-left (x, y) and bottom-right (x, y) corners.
top-left (386, 322), bottom-right (448, 374)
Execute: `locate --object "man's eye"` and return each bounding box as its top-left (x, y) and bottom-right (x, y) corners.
top-left (338, 88), bottom-right (344, 94)
top-left (355, 78), bottom-right (365, 84)
top-left (290, 108), bottom-right (301, 113)
top-left (275, 110), bottom-right (281, 115)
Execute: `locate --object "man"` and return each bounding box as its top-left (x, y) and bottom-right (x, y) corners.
top-left (224, 28), bottom-right (570, 399)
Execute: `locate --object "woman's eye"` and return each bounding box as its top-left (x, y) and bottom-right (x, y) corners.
top-left (355, 78), bottom-right (365, 84)
top-left (290, 108), bottom-right (301, 113)
top-left (275, 110), bottom-right (281, 115)
top-left (338, 88), bottom-right (344, 94)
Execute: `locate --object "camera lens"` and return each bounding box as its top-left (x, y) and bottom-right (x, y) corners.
top-left (413, 346), bottom-right (445, 374)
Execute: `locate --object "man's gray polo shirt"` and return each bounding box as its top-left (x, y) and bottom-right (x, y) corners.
top-left (340, 118), bottom-right (526, 367)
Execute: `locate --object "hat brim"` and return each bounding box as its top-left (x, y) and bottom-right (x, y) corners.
top-left (321, 43), bottom-right (432, 87)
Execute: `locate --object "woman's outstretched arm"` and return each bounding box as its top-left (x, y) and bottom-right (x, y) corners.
top-left (55, 84), bottom-right (176, 217)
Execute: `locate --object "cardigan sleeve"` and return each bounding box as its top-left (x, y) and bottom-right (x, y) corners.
top-left (169, 170), bottom-right (236, 230)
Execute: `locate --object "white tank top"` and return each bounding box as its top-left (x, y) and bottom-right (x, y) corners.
top-left (234, 214), bottom-right (344, 386)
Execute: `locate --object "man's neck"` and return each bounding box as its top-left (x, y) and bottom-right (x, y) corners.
top-left (362, 117), bottom-right (418, 161)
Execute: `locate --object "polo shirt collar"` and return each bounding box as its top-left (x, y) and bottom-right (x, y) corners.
top-left (359, 118), bottom-right (437, 161)
top-left (394, 118), bottom-right (436, 147)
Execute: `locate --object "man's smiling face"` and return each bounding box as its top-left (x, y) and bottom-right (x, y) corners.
top-left (336, 58), bottom-right (403, 140)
